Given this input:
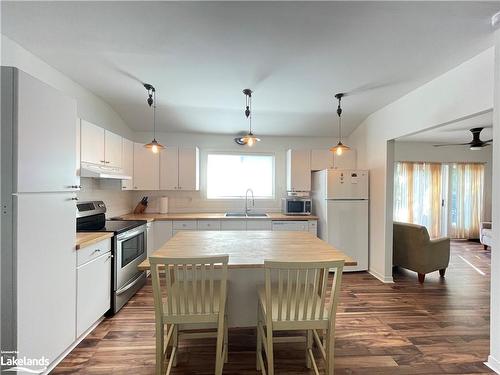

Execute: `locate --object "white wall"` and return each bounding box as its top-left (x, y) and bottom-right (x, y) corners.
top-left (132, 131), bottom-right (343, 213)
top-left (1, 34), bottom-right (136, 215)
top-left (488, 24), bottom-right (500, 375)
top-left (394, 141), bottom-right (493, 221)
top-left (348, 48), bottom-right (495, 282)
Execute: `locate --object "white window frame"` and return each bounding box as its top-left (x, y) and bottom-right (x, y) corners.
top-left (203, 151), bottom-right (276, 200)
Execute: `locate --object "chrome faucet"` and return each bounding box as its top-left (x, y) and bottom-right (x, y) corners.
top-left (245, 188), bottom-right (255, 215)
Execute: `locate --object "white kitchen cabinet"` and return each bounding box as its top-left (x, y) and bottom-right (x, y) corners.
top-left (77, 238), bottom-right (111, 267)
top-left (286, 149), bottom-right (311, 192)
top-left (178, 148), bottom-right (200, 190)
top-left (76, 250), bottom-right (112, 337)
top-left (104, 130), bottom-right (122, 167)
top-left (15, 69), bottom-right (78, 192)
top-left (121, 138), bottom-right (134, 190)
top-left (221, 220), bottom-right (247, 231)
top-left (172, 220), bottom-right (196, 235)
top-left (197, 220), bottom-right (221, 231)
top-left (153, 221), bottom-right (173, 250)
top-left (333, 149), bottom-right (357, 169)
top-left (246, 220), bottom-right (272, 231)
top-left (81, 120), bottom-right (123, 167)
top-left (76, 119), bottom-right (81, 182)
top-left (133, 142), bottom-right (159, 190)
top-left (159, 147), bottom-right (179, 190)
top-left (160, 147), bottom-right (199, 191)
top-left (311, 149), bottom-right (334, 171)
top-left (81, 120), bottom-right (105, 165)
top-left (15, 193), bottom-right (77, 362)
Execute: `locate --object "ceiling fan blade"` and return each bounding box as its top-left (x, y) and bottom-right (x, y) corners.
top-left (433, 143), bottom-right (471, 147)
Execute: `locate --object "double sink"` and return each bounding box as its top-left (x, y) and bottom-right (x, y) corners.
top-left (225, 212), bottom-right (269, 218)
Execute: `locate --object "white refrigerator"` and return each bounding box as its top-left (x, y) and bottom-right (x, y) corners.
top-left (1, 67), bottom-right (79, 371)
top-left (312, 169), bottom-right (369, 272)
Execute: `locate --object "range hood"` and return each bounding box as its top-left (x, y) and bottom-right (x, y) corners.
top-left (80, 162), bottom-right (132, 180)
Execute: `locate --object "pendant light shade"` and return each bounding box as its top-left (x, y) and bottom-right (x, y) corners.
top-left (143, 83), bottom-right (165, 153)
top-left (234, 89), bottom-right (261, 146)
top-left (330, 93), bottom-right (351, 155)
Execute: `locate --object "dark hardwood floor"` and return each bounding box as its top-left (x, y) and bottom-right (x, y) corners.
top-left (53, 240), bottom-right (492, 374)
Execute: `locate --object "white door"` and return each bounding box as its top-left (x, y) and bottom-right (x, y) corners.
top-left (104, 130), bottom-right (122, 167)
top-left (286, 149), bottom-right (311, 191)
top-left (178, 147), bottom-right (199, 190)
top-left (15, 70), bottom-right (78, 192)
top-left (80, 120), bottom-right (105, 165)
top-left (326, 170), bottom-right (369, 200)
top-left (311, 150), bottom-right (334, 171)
top-left (15, 193), bottom-right (77, 362)
top-left (327, 200), bottom-right (368, 271)
top-left (76, 252), bottom-right (112, 337)
top-left (159, 147), bottom-right (178, 190)
top-left (133, 143), bottom-right (159, 190)
top-left (121, 138), bottom-right (134, 190)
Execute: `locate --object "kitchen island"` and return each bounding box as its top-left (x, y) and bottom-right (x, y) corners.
top-left (138, 230), bottom-right (356, 327)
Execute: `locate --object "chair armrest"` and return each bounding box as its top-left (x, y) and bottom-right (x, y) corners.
top-left (481, 222), bottom-right (492, 230)
top-left (430, 237), bottom-right (450, 246)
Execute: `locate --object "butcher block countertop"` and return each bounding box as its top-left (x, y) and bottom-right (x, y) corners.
top-left (117, 212), bottom-right (318, 222)
top-left (75, 232), bottom-right (113, 250)
top-left (138, 231), bottom-right (355, 270)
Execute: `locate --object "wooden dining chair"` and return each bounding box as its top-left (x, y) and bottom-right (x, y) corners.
top-left (150, 255), bottom-right (229, 375)
top-left (256, 260), bottom-right (344, 375)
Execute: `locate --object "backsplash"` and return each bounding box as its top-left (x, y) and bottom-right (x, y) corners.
top-left (77, 178), bottom-right (134, 218)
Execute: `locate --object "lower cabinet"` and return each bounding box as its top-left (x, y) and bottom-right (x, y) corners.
top-left (271, 220), bottom-right (309, 231)
top-left (76, 250), bottom-right (112, 337)
top-left (220, 220), bottom-right (247, 231)
top-left (247, 220), bottom-right (272, 230)
top-left (153, 221), bottom-right (173, 250)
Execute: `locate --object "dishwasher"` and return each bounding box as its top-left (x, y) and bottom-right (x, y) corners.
top-left (271, 220), bottom-right (309, 231)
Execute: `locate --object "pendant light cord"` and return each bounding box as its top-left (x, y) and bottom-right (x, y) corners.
top-left (153, 90), bottom-right (157, 139)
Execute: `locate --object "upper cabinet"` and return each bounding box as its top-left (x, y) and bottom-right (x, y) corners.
top-left (286, 149), bottom-right (311, 192)
top-left (9, 68), bottom-right (78, 192)
top-left (80, 120), bottom-right (122, 167)
top-left (311, 149), bottom-right (334, 171)
top-left (160, 147), bottom-right (199, 191)
top-left (121, 138), bottom-right (134, 190)
top-left (133, 142), bottom-right (159, 190)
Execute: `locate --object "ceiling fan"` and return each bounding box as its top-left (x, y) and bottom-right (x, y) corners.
top-left (433, 127), bottom-right (492, 150)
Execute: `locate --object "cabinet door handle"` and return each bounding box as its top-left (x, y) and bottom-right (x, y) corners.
top-left (105, 161), bottom-right (110, 164)
top-left (68, 185), bottom-right (81, 189)
top-left (93, 249), bottom-right (101, 253)
top-left (100, 160), bottom-right (106, 163)
top-left (69, 197), bottom-right (78, 201)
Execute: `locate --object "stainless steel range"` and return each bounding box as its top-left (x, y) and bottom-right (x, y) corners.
top-left (76, 201), bottom-right (147, 314)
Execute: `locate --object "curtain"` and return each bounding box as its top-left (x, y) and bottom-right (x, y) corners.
top-left (393, 162), bottom-right (443, 238)
top-left (448, 163), bottom-right (484, 239)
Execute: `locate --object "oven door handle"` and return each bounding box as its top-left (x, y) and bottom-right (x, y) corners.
top-left (116, 226), bottom-right (146, 241)
top-left (116, 272), bottom-right (145, 296)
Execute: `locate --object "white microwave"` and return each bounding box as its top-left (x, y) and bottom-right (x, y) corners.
top-left (281, 198), bottom-right (312, 215)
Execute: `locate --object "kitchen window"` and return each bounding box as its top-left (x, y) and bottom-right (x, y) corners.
top-left (206, 153), bottom-right (275, 199)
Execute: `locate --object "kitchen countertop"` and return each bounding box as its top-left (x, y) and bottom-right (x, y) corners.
top-left (139, 230), bottom-right (355, 270)
top-left (75, 232), bottom-right (113, 250)
top-left (116, 212), bottom-right (318, 221)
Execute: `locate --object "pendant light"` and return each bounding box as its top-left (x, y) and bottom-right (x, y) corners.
top-left (143, 83), bottom-right (165, 153)
top-left (234, 89), bottom-right (261, 146)
top-left (330, 93), bottom-right (351, 156)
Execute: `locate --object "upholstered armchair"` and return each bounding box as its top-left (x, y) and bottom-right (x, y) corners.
top-left (393, 222), bottom-right (450, 283)
top-left (480, 222), bottom-right (493, 249)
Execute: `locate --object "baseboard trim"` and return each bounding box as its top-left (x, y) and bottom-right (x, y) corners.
top-left (43, 317), bottom-right (105, 375)
top-left (368, 268), bottom-right (394, 283)
top-left (486, 355), bottom-right (500, 374)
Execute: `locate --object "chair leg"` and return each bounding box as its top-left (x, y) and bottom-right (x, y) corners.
top-left (224, 314), bottom-right (229, 363)
top-left (256, 306), bottom-right (262, 371)
top-left (306, 330), bottom-right (313, 368)
top-left (325, 328), bottom-right (335, 375)
top-left (266, 323), bottom-right (274, 375)
top-left (155, 322), bottom-right (165, 375)
top-left (172, 324), bottom-right (178, 367)
top-left (215, 315), bottom-right (225, 375)
top-left (439, 268), bottom-right (446, 277)
top-left (418, 273), bottom-right (425, 283)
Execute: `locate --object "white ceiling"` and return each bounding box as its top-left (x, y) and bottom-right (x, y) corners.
top-left (398, 110), bottom-right (493, 143)
top-left (2, 2), bottom-right (499, 136)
